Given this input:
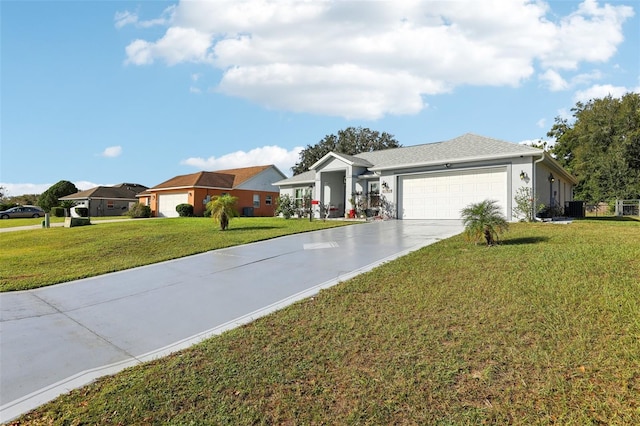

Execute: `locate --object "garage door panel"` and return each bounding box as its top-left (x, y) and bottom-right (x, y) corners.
top-left (158, 193), bottom-right (189, 218)
top-left (399, 168), bottom-right (507, 220)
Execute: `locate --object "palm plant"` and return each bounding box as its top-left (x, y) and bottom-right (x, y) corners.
top-left (206, 194), bottom-right (238, 230)
top-left (460, 199), bottom-right (509, 246)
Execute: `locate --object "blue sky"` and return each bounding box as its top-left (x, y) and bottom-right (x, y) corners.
top-left (2, 0), bottom-right (639, 196)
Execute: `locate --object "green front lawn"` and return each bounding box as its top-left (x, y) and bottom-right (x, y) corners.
top-left (0, 217), bottom-right (352, 292)
top-left (0, 216), bottom-right (125, 229)
top-left (13, 219), bottom-right (640, 424)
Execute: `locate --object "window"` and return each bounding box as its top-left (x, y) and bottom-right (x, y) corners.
top-left (294, 188), bottom-right (304, 207)
top-left (368, 182), bottom-right (380, 208)
top-left (107, 200), bottom-right (114, 209)
top-left (253, 194), bottom-right (260, 208)
top-left (266, 195), bottom-right (272, 206)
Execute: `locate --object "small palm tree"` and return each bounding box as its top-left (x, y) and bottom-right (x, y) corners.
top-left (460, 199), bottom-right (509, 246)
top-left (207, 194), bottom-right (238, 231)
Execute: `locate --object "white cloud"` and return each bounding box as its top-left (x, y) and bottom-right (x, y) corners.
top-left (125, 27), bottom-right (213, 66)
top-left (114, 10), bottom-right (138, 29)
top-left (539, 0), bottom-right (634, 70)
top-left (101, 146), bottom-right (123, 158)
top-left (123, 0), bottom-right (634, 119)
top-left (573, 84), bottom-right (633, 103)
top-left (181, 145), bottom-right (303, 176)
top-left (114, 6), bottom-right (174, 29)
top-left (536, 118), bottom-right (546, 128)
top-left (540, 69), bottom-right (604, 91)
top-left (540, 69), bottom-right (569, 91)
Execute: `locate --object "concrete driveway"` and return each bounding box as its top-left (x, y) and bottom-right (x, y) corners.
top-left (0, 219), bottom-right (463, 422)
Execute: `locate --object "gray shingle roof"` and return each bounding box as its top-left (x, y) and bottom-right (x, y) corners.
top-left (277, 133), bottom-right (544, 185)
top-left (273, 170), bottom-right (315, 186)
top-left (355, 133), bottom-right (542, 170)
top-left (311, 152), bottom-right (374, 169)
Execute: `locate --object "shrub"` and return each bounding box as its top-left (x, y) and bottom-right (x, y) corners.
top-left (0, 202), bottom-right (18, 211)
top-left (206, 195), bottom-right (238, 230)
top-left (512, 186), bottom-right (537, 222)
top-left (461, 199), bottom-right (509, 246)
top-left (51, 207), bottom-right (66, 217)
top-left (176, 203), bottom-right (194, 217)
top-left (275, 194), bottom-right (296, 219)
top-left (126, 203), bottom-right (152, 218)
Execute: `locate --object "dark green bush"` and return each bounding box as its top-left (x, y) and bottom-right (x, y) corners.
top-left (176, 203), bottom-right (194, 217)
top-left (0, 203), bottom-right (18, 211)
top-left (51, 207), bottom-right (66, 217)
top-left (126, 203), bottom-right (152, 218)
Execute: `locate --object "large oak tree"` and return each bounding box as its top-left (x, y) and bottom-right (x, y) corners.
top-left (548, 93), bottom-right (640, 203)
top-left (291, 127), bottom-right (401, 175)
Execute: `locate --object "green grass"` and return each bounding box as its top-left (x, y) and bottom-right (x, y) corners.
top-left (0, 217), bottom-right (352, 292)
top-left (12, 219), bottom-right (640, 425)
top-left (0, 216), bottom-right (125, 229)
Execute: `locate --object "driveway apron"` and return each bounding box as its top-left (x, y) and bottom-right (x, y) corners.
top-left (0, 220), bottom-right (463, 422)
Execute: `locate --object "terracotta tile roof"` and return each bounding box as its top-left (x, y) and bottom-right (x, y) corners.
top-left (150, 165), bottom-right (274, 190)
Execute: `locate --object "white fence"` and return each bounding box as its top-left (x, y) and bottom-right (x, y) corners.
top-left (615, 199), bottom-right (640, 216)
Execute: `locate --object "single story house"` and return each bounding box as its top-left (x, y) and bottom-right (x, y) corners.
top-left (139, 165), bottom-right (286, 217)
top-left (59, 183), bottom-right (148, 217)
top-left (274, 133), bottom-right (577, 221)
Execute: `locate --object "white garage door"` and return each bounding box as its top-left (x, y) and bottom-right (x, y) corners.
top-left (158, 193), bottom-right (189, 218)
top-left (399, 167), bottom-right (507, 219)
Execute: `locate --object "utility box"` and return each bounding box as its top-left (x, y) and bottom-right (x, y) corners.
top-left (565, 201), bottom-right (586, 218)
top-left (242, 207), bottom-right (254, 217)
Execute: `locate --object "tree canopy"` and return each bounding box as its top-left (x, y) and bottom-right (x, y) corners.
top-left (548, 93), bottom-right (640, 203)
top-left (37, 180), bottom-right (78, 212)
top-left (291, 127), bottom-right (401, 175)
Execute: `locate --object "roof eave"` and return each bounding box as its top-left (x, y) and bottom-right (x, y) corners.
top-left (310, 152), bottom-right (354, 170)
top-left (542, 153), bottom-right (578, 185)
top-left (369, 151), bottom-right (541, 172)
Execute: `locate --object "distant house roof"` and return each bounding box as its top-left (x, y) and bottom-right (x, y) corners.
top-left (148, 165), bottom-right (283, 191)
top-left (60, 183), bottom-right (148, 201)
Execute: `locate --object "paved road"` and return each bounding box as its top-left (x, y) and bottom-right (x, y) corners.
top-left (0, 219), bottom-right (463, 422)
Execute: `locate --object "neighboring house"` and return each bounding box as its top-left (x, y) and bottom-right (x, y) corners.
top-left (140, 165), bottom-right (286, 218)
top-left (274, 133), bottom-right (578, 221)
top-left (59, 183), bottom-right (148, 217)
